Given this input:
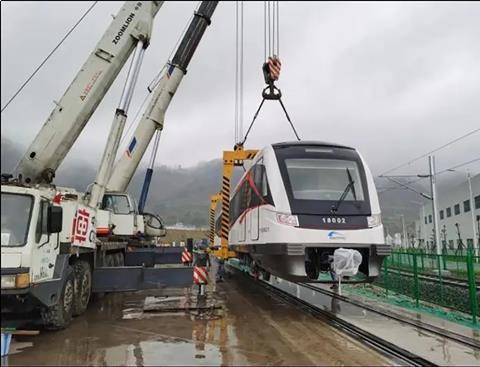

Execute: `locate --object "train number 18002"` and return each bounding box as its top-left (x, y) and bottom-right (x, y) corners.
top-left (322, 217), bottom-right (346, 224)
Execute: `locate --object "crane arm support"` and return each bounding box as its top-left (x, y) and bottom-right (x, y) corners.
top-left (14, 1), bottom-right (163, 184)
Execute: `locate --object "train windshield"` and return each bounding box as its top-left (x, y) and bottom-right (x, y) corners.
top-left (286, 159), bottom-right (364, 202)
top-left (274, 144), bottom-right (371, 216)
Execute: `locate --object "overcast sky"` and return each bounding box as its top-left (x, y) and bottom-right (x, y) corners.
top-left (1, 1), bottom-right (479, 186)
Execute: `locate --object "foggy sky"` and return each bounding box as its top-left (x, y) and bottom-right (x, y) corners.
top-left (1, 1), bottom-right (479, 186)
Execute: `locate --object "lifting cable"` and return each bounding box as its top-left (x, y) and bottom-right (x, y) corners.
top-left (1, 1), bottom-right (98, 113)
top-left (237, 1), bottom-right (300, 149)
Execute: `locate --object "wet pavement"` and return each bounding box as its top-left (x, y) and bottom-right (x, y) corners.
top-left (3, 273), bottom-right (392, 366)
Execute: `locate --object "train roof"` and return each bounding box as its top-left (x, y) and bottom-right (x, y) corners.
top-left (271, 140), bottom-right (355, 150)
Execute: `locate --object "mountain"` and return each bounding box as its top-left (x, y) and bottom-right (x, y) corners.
top-left (1, 136), bottom-right (23, 173)
top-left (1, 136), bottom-right (429, 231)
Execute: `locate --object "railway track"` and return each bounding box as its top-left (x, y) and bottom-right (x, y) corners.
top-left (226, 262), bottom-right (480, 366)
top-left (382, 267), bottom-right (478, 290)
top-left (302, 283), bottom-right (479, 349)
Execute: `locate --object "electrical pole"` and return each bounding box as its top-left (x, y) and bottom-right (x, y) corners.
top-left (467, 170), bottom-right (479, 257)
top-left (401, 214), bottom-right (407, 248)
top-left (422, 205), bottom-right (426, 248)
top-left (429, 156), bottom-right (441, 256)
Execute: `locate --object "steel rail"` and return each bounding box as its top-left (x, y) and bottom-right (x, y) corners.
top-left (301, 283), bottom-right (479, 349)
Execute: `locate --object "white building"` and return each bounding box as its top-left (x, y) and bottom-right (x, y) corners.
top-left (416, 173), bottom-right (479, 250)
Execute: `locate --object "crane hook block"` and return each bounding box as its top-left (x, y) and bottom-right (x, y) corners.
top-left (262, 56), bottom-right (282, 100)
top-left (263, 56), bottom-right (281, 84)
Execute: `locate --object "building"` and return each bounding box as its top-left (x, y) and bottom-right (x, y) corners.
top-left (416, 173), bottom-right (479, 251)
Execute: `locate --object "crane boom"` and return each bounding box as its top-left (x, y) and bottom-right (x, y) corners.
top-left (106, 1), bottom-right (218, 192)
top-left (13, 1), bottom-right (164, 185)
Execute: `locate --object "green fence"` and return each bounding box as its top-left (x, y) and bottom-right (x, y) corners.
top-left (375, 247), bottom-right (479, 324)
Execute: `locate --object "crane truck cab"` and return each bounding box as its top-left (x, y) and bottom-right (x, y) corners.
top-left (96, 192), bottom-right (166, 241)
top-left (1, 180), bottom-right (98, 329)
top-left (1, 181), bottom-right (177, 330)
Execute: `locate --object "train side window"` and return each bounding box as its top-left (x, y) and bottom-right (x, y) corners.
top-left (261, 170), bottom-right (268, 197)
top-left (257, 165), bottom-right (274, 206)
top-left (249, 164), bottom-right (261, 208)
top-left (241, 181), bottom-right (250, 214)
top-left (230, 192), bottom-right (241, 224)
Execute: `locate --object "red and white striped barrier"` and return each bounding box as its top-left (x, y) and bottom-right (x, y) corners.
top-left (181, 248), bottom-right (193, 263)
top-left (193, 266), bottom-right (209, 285)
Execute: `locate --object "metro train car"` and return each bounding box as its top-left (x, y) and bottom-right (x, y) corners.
top-left (215, 141), bottom-right (391, 282)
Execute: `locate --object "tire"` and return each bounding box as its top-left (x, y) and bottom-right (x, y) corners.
top-left (72, 261), bottom-right (92, 317)
top-left (41, 268), bottom-right (74, 330)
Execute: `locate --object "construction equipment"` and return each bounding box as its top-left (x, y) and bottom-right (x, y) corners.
top-left (106, 1), bottom-right (218, 195)
top-left (212, 147), bottom-right (259, 260)
top-left (13, 1), bottom-right (162, 185)
top-left (1, 1), bottom-right (195, 331)
top-left (88, 1), bottom-right (218, 248)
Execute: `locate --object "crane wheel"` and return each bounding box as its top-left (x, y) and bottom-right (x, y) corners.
top-left (72, 261), bottom-right (92, 316)
top-left (41, 267), bottom-right (74, 330)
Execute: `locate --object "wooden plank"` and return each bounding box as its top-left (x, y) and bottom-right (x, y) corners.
top-left (1, 329), bottom-right (40, 336)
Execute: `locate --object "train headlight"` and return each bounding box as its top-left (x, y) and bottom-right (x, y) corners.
top-left (367, 214), bottom-right (382, 228)
top-left (276, 213), bottom-right (299, 227)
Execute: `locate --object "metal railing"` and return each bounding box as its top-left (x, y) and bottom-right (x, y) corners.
top-left (376, 248), bottom-right (479, 324)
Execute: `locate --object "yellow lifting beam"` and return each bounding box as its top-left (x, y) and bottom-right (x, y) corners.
top-left (210, 146), bottom-right (259, 259)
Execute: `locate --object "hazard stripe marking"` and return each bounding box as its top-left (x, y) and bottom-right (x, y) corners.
top-left (193, 266), bottom-right (208, 284)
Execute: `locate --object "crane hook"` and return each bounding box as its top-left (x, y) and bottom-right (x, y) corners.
top-left (262, 56), bottom-right (282, 100)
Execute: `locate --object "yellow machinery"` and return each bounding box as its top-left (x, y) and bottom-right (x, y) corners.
top-left (210, 146), bottom-right (258, 259)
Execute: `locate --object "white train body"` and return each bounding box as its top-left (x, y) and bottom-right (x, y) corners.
top-left (225, 141), bottom-right (390, 282)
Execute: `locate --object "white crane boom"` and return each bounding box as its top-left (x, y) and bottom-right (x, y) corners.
top-left (106, 1), bottom-right (218, 193)
top-left (13, 1), bottom-right (164, 185)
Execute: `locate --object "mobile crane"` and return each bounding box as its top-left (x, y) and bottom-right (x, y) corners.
top-left (1, 1), bottom-right (194, 330)
top-left (98, 1), bottom-right (218, 247)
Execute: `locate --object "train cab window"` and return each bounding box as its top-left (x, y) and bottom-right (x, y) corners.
top-left (252, 162), bottom-right (273, 206)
